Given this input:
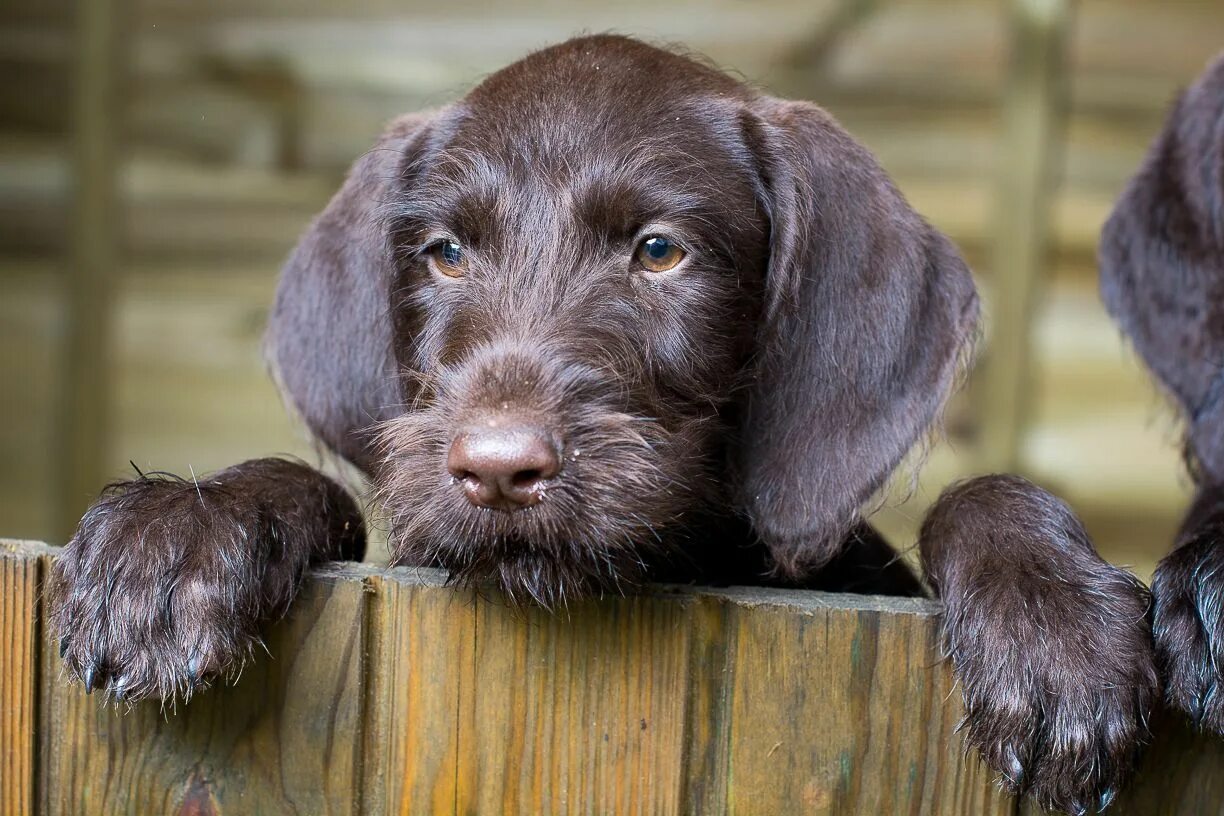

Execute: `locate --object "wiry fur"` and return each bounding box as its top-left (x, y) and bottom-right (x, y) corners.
top-left (920, 476), bottom-right (1158, 816)
top-left (1152, 487), bottom-right (1224, 731)
top-left (1099, 53), bottom-right (1224, 743)
top-left (374, 352), bottom-right (717, 608)
top-left (50, 459), bottom-right (364, 703)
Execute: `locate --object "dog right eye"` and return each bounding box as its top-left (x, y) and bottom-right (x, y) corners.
top-left (634, 236), bottom-right (686, 273)
top-left (428, 240), bottom-right (468, 278)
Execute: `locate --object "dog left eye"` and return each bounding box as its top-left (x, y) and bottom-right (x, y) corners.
top-left (635, 236), bottom-right (686, 273)
top-left (429, 240), bottom-right (468, 277)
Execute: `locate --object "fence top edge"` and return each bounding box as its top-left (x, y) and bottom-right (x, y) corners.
top-left (1, 538), bottom-right (58, 559)
top-left (9, 539), bottom-right (940, 617)
top-left (321, 560), bottom-right (940, 617)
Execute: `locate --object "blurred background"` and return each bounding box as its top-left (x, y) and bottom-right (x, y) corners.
top-left (1, 0), bottom-right (1220, 578)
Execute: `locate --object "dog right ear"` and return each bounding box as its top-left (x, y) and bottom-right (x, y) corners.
top-left (1099, 55), bottom-right (1224, 482)
top-left (734, 98), bottom-right (979, 576)
top-left (266, 113), bottom-right (436, 472)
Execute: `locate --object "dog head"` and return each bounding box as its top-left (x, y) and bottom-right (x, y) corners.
top-left (1100, 53), bottom-right (1224, 484)
top-left (269, 35), bottom-right (978, 604)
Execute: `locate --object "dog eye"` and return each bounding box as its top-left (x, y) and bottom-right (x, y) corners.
top-left (429, 240), bottom-right (468, 277)
top-left (635, 236), bottom-right (686, 273)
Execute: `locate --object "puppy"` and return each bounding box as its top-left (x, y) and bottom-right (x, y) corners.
top-left (51, 35), bottom-right (1155, 814)
top-left (1100, 54), bottom-right (1224, 733)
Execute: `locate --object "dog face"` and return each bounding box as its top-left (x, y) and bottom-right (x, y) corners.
top-left (373, 49), bottom-right (771, 603)
top-left (269, 35), bottom-right (978, 604)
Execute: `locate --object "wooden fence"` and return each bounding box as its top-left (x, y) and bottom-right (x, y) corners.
top-left (3, 538), bottom-right (1224, 815)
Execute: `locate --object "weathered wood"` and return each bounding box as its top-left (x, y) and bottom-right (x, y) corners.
top-left (56, 0), bottom-right (127, 540)
top-left (363, 568), bottom-right (476, 816)
top-left (6, 539), bottom-right (1224, 814)
top-left (39, 560), bottom-right (369, 815)
top-left (976, 0), bottom-right (1074, 472)
top-left (1, 540), bottom-right (47, 816)
top-left (459, 591), bottom-right (698, 813)
top-left (721, 589), bottom-right (1012, 815)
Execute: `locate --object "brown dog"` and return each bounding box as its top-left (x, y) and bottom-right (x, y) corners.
top-left (51, 35), bottom-right (1155, 813)
top-left (1101, 54), bottom-right (1224, 735)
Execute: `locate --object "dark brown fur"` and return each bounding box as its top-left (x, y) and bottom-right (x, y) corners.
top-left (50, 35), bottom-right (1152, 814)
top-left (920, 477), bottom-right (1157, 814)
top-left (50, 458), bottom-right (363, 702)
top-left (1100, 54), bottom-right (1224, 738)
top-left (263, 36), bottom-right (980, 602)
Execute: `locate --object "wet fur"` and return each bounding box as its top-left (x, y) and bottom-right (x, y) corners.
top-left (1100, 53), bottom-right (1224, 742)
top-left (51, 459), bottom-right (363, 701)
top-left (920, 477), bottom-right (1157, 814)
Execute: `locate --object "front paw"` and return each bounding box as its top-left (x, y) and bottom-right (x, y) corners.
top-left (1151, 533), bottom-right (1224, 731)
top-left (50, 475), bottom-right (277, 703)
top-left (945, 566), bottom-right (1157, 814)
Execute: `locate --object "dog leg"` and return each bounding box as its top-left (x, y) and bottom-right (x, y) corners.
top-left (1150, 483), bottom-right (1224, 732)
top-left (49, 457), bottom-right (364, 703)
top-left (919, 475), bottom-right (1156, 814)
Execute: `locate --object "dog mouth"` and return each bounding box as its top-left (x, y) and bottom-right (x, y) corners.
top-left (383, 484), bottom-right (665, 608)
top-left (373, 404), bottom-right (715, 607)
top-left (438, 532), bottom-right (650, 608)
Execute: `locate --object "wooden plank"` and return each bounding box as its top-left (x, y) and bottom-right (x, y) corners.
top-left (722, 590), bottom-right (1014, 815)
top-left (56, 0), bottom-right (127, 539)
top-left (459, 591), bottom-right (699, 814)
top-left (39, 561), bottom-right (370, 815)
top-left (366, 574), bottom-right (1010, 815)
top-left (1, 540), bottom-right (48, 816)
top-left (363, 567), bottom-right (475, 816)
top-left (362, 573), bottom-right (740, 816)
top-left (677, 594), bottom-right (736, 814)
top-left (1, 544), bottom-right (1221, 813)
top-left (976, 0), bottom-right (1073, 471)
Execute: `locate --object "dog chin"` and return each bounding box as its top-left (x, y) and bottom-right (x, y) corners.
top-left (381, 491), bottom-right (668, 608)
top-left (445, 540), bottom-right (648, 608)
top-left (374, 409), bottom-right (714, 606)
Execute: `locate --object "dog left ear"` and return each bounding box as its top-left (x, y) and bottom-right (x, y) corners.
top-left (737, 98), bottom-right (979, 576)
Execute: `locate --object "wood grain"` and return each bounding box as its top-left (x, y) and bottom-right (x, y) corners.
top-left (459, 590), bottom-right (696, 814)
top-left (976, 0), bottom-right (1072, 472)
top-left (5, 542), bottom-right (1224, 814)
top-left (39, 559), bottom-right (369, 816)
top-left (363, 567), bottom-right (475, 816)
top-left (56, 0), bottom-right (126, 538)
top-left (1, 540), bottom-right (47, 816)
top-left (720, 589), bottom-right (1014, 816)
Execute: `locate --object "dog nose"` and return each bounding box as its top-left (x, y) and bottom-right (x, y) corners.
top-left (447, 424), bottom-right (561, 510)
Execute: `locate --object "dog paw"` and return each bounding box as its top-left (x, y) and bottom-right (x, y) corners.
top-left (1151, 532), bottom-right (1224, 732)
top-left (50, 475), bottom-right (280, 704)
top-left (945, 566), bottom-right (1157, 814)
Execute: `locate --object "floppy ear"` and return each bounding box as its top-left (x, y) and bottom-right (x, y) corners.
top-left (266, 113), bottom-right (435, 473)
top-left (1100, 55), bottom-right (1224, 483)
top-left (738, 98), bottom-right (979, 576)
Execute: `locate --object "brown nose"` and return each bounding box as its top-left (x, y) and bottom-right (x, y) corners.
top-left (447, 424), bottom-right (561, 510)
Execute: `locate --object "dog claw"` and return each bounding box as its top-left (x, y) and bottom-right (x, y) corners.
top-left (1098, 785), bottom-right (1117, 812)
top-left (186, 654), bottom-right (202, 687)
top-left (82, 664), bottom-right (97, 694)
top-left (59, 635), bottom-right (69, 658)
top-left (1188, 689), bottom-right (1208, 728)
top-left (110, 675), bottom-right (130, 701)
top-left (999, 745), bottom-right (1025, 788)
